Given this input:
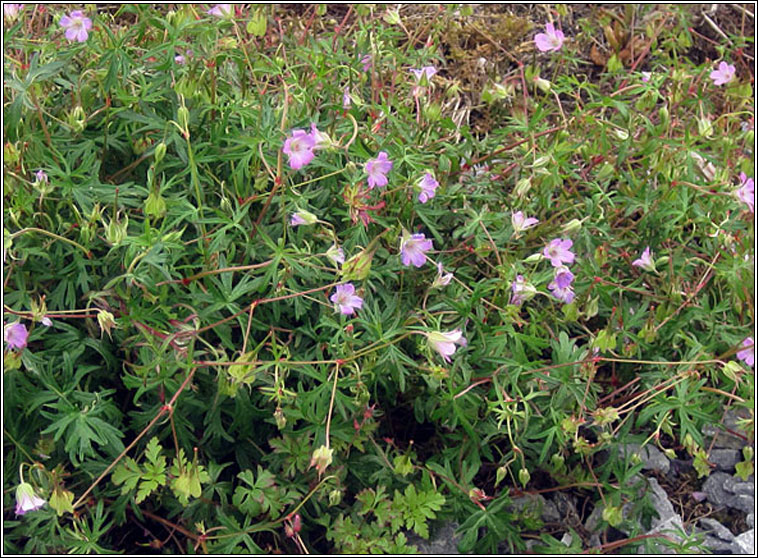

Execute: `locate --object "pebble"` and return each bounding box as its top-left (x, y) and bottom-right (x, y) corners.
top-left (709, 449), bottom-right (741, 472)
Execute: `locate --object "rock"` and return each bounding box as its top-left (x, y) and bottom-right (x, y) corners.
top-left (747, 513), bottom-right (754, 529)
top-left (509, 493), bottom-right (560, 523)
top-left (731, 494), bottom-right (755, 514)
top-left (702, 471), bottom-right (734, 507)
top-left (703, 409), bottom-right (752, 450)
top-left (698, 517), bottom-right (735, 540)
top-left (723, 476), bottom-right (755, 495)
top-left (407, 522), bottom-right (460, 555)
top-left (643, 477), bottom-right (685, 553)
top-left (703, 535), bottom-right (736, 554)
top-left (732, 529), bottom-right (755, 555)
top-left (618, 443), bottom-right (670, 474)
top-left (709, 449), bottom-right (741, 472)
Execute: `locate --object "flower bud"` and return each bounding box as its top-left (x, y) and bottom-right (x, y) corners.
top-left (154, 142), bottom-right (167, 164)
top-left (523, 252), bottom-right (544, 264)
top-left (341, 247), bottom-right (374, 281)
top-left (97, 310), bottom-right (117, 339)
top-left (534, 76), bottom-right (552, 93)
top-left (145, 191), bottom-right (166, 219)
top-left (104, 214), bottom-right (128, 246)
top-left (309, 444), bottom-right (333, 476)
top-left (514, 177), bottom-right (532, 197)
top-left (561, 218), bottom-right (585, 235)
top-left (70, 106), bottom-right (87, 133)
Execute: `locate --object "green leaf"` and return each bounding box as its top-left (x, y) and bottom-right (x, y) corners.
top-left (49, 487), bottom-right (75, 516)
top-left (247, 10), bottom-right (267, 36)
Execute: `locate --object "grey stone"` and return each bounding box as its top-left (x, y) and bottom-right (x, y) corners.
top-left (703, 409), bottom-right (752, 450)
top-left (618, 443), bottom-right (670, 474)
top-left (509, 493), bottom-right (560, 523)
top-left (747, 513), bottom-right (754, 529)
top-left (732, 494), bottom-right (755, 514)
top-left (731, 529), bottom-right (755, 555)
top-left (703, 535), bottom-right (737, 554)
top-left (407, 522), bottom-right (460, 555)
top-left (703, 472), bottom-right (734, 507)
top-left (724, 476), bottom-right (755, 496)
top-left (709, 449), bottom-right (741, 472)
top-left (698, 518), bottom-right (735, 541)
top-left (646, 477), bottom-right (685, 536)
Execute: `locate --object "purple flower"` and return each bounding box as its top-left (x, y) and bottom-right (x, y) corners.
top-left (326, 244), bottom-right (345, 265)
top-left (431, 262), bottom-right (453, 288)
top-left (511, 211), bottom-right (539, 235)
top-left (60, 10), bottom-right (92, 43)
top-left (207, 4), bottom-right (233, 18)
top-left (290, 210), bottom-right (317, 227)
top-left (400, 233), bottom-right (433, 268)
top-left (343, 87), bottom-right (352, 109)
top-left (736, 172), bottom-right (754, 213)
top-left (410, 66), bottom-right (437, 83)
top-left (41, 317), bottom-right (53, 327)
top-left (360, 54), bottom-right (372, 72)
top-left (34, 170), bottom-right (48, 184)
top-left (547, 281), bottom-right (575, 304)
top-left (417, 173), bottom-right (439, 203)
top-left (641, 72), bottom-right (651, 83)
top-left (737, 337), bottom-right (754, 368)
top-left (175, 54), bottom-right (186, 65)
top-left (534, 23), bottom-right (564, 52)
top-left (632, 246), bottom-right (656, 272)
top-left (553, 266), bottom-right (574, 289)
top-left (543, 238), bottom-right (575, 267)
top-left (330, 283), bottom-right (363, 315)
top-left (365, 151), bottom-right (393, 189)
top-left (308, 123), bottom-right (331, 149)
top-left (15, 482), bottom-right (45, 516)
top-left (282, 129), bottom-right (316, 170)
top-left (510, 275), bottom-right (536, 305)
top-left (709, 61), bottom-right (736, 86)
top-left (4, 322), bottom-right (28, 350)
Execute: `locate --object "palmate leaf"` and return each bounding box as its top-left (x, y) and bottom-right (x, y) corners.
top-left (392, 485), bottom-right (445, 539)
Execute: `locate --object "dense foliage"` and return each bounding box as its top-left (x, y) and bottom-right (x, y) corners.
top-left (3, 4), bottom-right (754, 554)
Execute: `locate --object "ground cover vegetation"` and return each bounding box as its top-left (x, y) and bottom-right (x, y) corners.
top-left (2, 3), bottom-right (755, 554)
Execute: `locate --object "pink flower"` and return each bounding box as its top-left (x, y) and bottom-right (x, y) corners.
top-left (308, 123), bottom-right (331, 149)
top-left (207, 4), bottom-right (233, 18)
top-left (34, 170), bottom-right (48, 184)
top-left (641, 72), bottom-right (651, 83)
top-left (330, 283), bottom-right (363, 315)
top-left (431, 262), bottom-right (453, 288)
top-left (709, 61), bottom-right (736, 86)
top-left (365, 151), bottom-right (393, 189)
top-left (737, 337), bottom-right (754, 368)
top-left (417, 173), bottom-right (439, 203)
top-left (632, 246), bottom-right (656, 272)
top-left (543, 238), bottom-right (575, 267)
top-left (4, 4), bottom-right (23, 22)
top-left (326, 244), bottom-right (345, 265)
top-left (736, 172), bottom-right (754, 213)
top-left (60, 10), bottom-right (92, 43)
top-left (175, 54), bottom-right (186, 65)
top-left (4, 322), bottom-right (28, 350)
top-left (534, 23), bottom-right (564, 52)
top-left (410, 66), bottom-right (437, 82)
top-left (15, 482), bottom-right (45, 516)
top-left (511, 211), bottom-right (539, 235)
top-left (343, 87), bottom-right (352, 109)
top-left (400, 232), bottom-right (433, 268)
top-left (290, 210), bottom-right (317, 227)
top-left (360, 54), bottom-right (372, 72)
top-left (282, 129), bottom-right (316, 170)
top-left (426, 329), bottom-right (467, 362)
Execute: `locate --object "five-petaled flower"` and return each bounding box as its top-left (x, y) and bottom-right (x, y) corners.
top-left (15, 482), bottom-right (46, 516)
top-left (431, 262), bottom-right (453, 289)
top-left (426, 329), bottom-right (467, 362)
top-left (632, 246), bottom-right (656, 272)
top-left (736, 172), bottom-right (754, 213)
top-left (282, 129), bottom-right (316, 170)
top-left (534, 23), bottom-right (564, 52)
top-left (207, 4), bottom-right (233, 18)
top-left (365, 151), bottom-right (393, 189)
top-left (737, 337), bottom-right (754, 368)
top-left (417, 173), bottom-right (439, 203)
top-left (60, 10), bottom-right (92, 43)
top-left (543, 238), bottom-right (575, 267)
top-left (548, 282), bottom-right (575, 304)
top-left (34, 170), bottom-right (48, 184)
top-left (511, 211), bottom-right (539, 236)
top-left (330, 283), bottom-right (363, 315)
top-left (4, 322), bottom-right (28, 350)
top-left (552, 266), bottom-right (574, 289)
top-left (709, 61), bottom-right (736, 86)
top-left (400, 232), bottom-right (433, 268)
